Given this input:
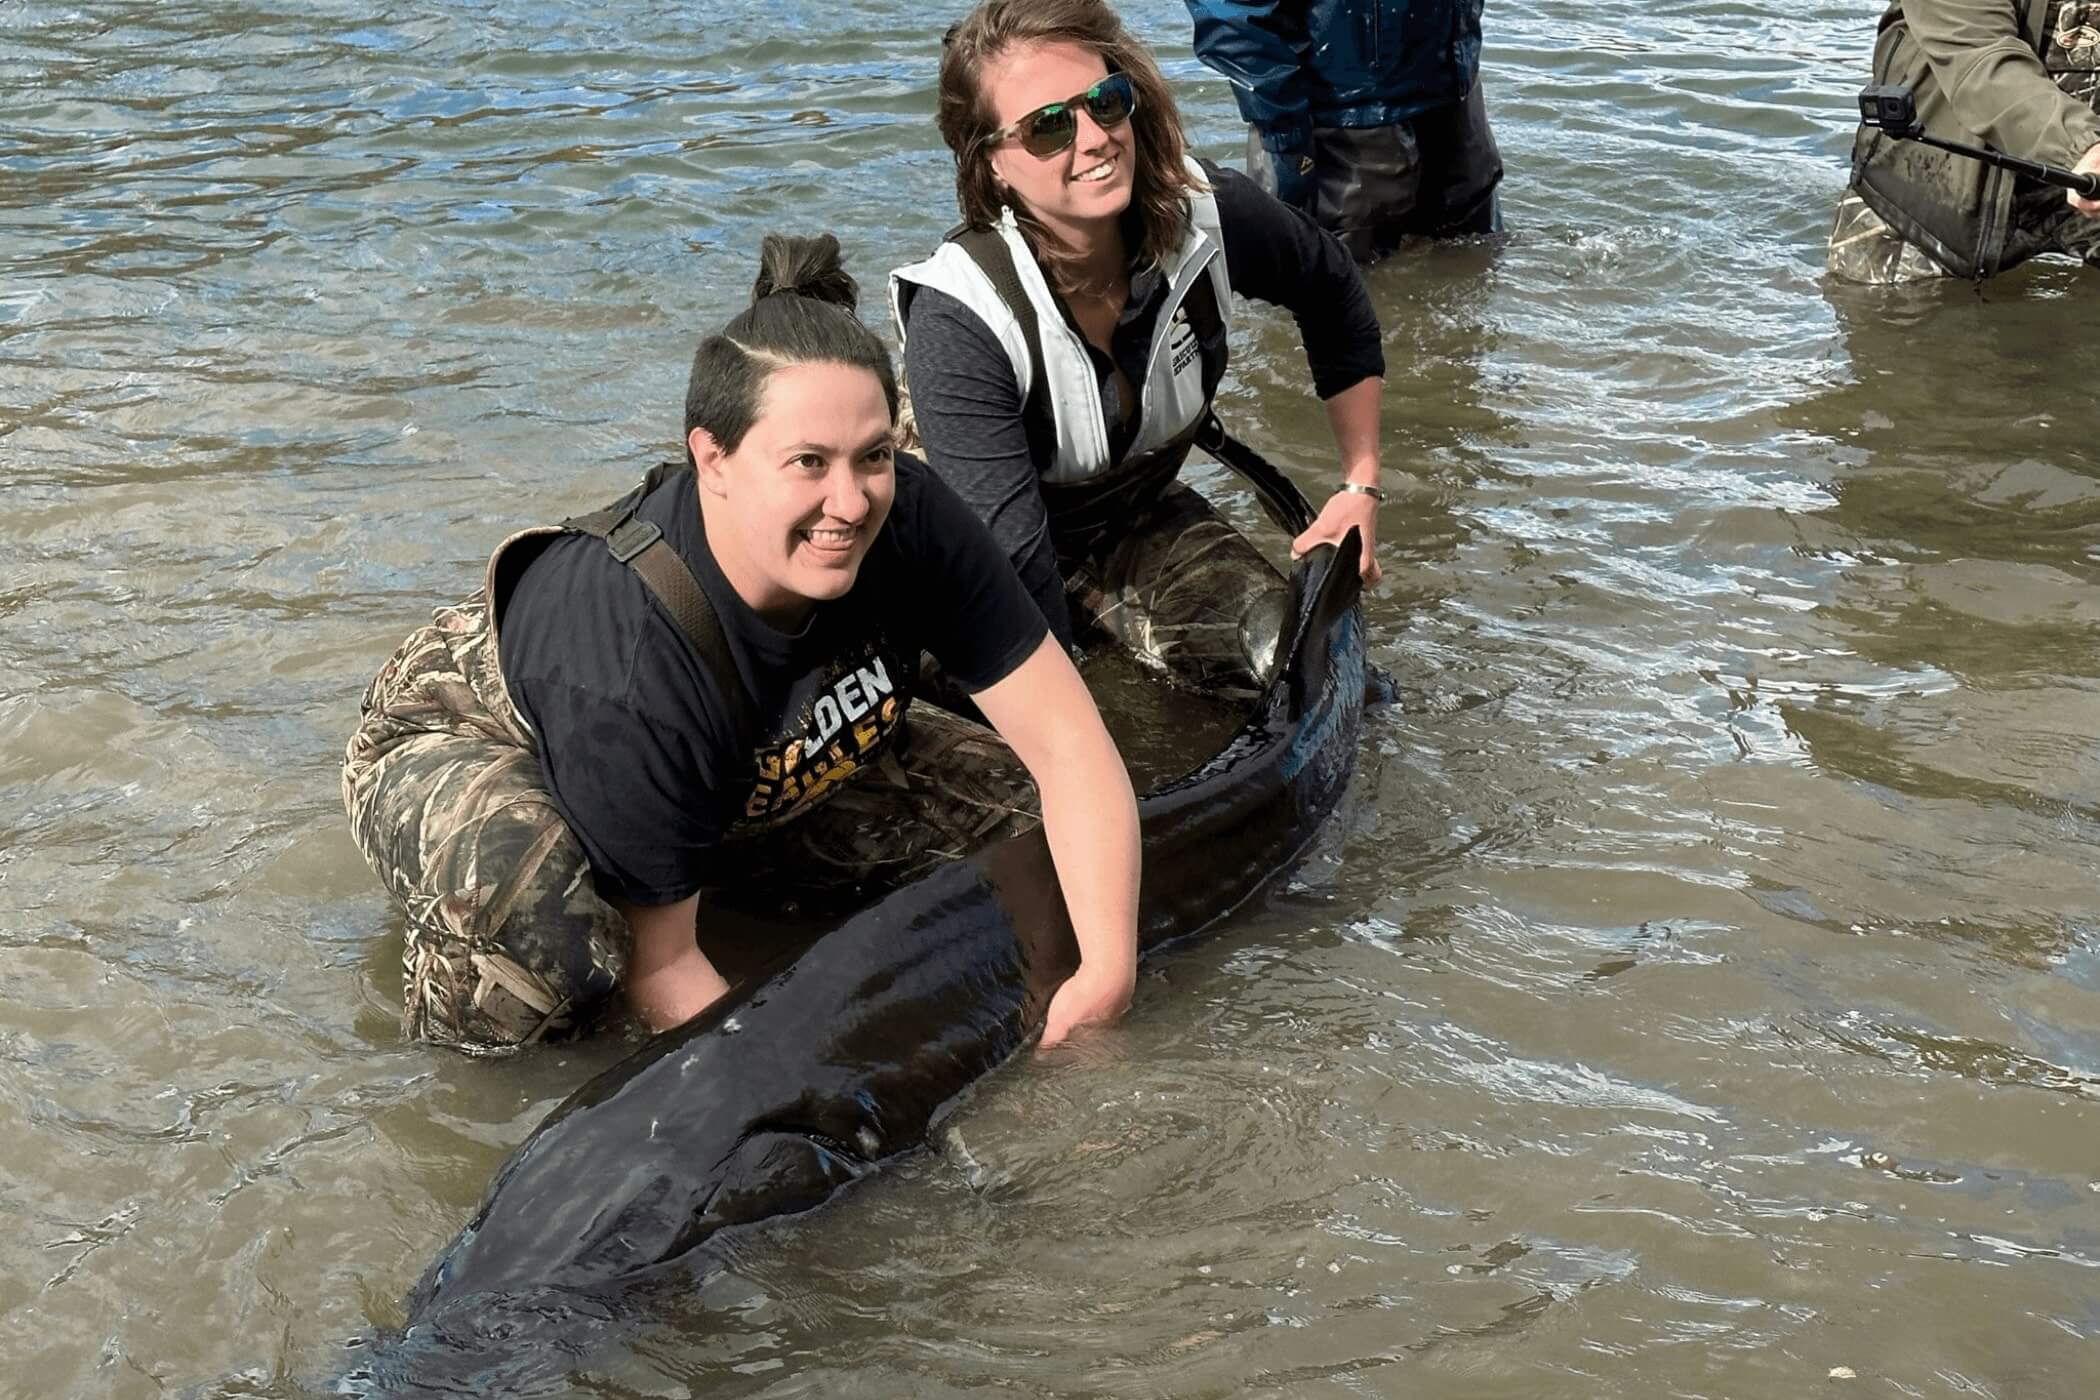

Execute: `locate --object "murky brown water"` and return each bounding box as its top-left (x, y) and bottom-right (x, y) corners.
top-left (4, 1), bottom-right (2098, 1395)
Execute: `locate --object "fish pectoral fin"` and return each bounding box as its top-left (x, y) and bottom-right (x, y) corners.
top-left (700, 1130), bottom-right (867, 1229)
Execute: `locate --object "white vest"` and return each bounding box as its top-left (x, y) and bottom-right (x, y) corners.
top-left (889, 161), bottom-right (1232, 485)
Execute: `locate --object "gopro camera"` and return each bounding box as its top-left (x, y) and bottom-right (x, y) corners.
top-left (1858, 84), bottom-right (1921, 137)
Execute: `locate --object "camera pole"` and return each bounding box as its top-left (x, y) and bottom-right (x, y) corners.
top-left (1858, 84), bottom-right (2100, 198)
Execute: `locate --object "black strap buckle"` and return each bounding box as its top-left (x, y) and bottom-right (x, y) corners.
top-left (605, 517), bottom-right (663, 564)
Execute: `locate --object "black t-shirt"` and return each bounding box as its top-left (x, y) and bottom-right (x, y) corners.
top-left (496, 454), bottom-right (1046, 907)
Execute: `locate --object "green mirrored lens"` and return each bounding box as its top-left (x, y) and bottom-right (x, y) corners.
top-left (1022, 103), bottom-right (1077, 155)
top-left (1014, 75), bottom-right (1134, 157)
top-left (1084, 78), bottom-right (1133, 125)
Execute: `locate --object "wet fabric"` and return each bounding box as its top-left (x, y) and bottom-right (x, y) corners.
top-left (1244, 82), bottom-right (1504, 263)
top-left (343, 587), bottom-right (629, 1052)
top-left (1826, 192), bottom-right (1966, 283)
top-left (1186, 0), bottom-right (1486, 157)
top-left (1828, 170), bottom-right (2100, 284)
top-left (342, 586), bottom-right (1041, 1055)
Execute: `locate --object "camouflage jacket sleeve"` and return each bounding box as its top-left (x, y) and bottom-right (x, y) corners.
top-left (1903, 0), bottom-right (2100, 169)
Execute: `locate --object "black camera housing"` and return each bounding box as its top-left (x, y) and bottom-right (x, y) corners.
top-left (1858, 84), bottom-right (1921, 137)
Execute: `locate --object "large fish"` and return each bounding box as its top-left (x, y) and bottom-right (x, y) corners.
top-left (337, 438), bottom-right (1368, 1393)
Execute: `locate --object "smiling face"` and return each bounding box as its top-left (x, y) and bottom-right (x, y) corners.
top-left (689, 361), bottom-right (896, 630)
top-left (980, 40), bottom-right (1135, 249)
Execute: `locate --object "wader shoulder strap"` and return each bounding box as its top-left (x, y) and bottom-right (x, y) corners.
top-left (1194, 414), bottom-right (1315, 538)
top-left (952, 228), bottom-right (1052, 440)
top-left (560, 463), bottom-right (760, 744)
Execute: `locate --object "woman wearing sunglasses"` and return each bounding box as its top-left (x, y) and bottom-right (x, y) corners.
top-left (890, 0), bottom-right (1385, 693)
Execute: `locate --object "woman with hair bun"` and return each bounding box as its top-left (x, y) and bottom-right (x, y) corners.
top-left (343, 233), bottom-right (1139, 1056)
top-left (892, 0), bottom-right (1387, 694)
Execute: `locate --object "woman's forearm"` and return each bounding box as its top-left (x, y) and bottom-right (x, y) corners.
top-left (1323, 375), bottom-right (1383, 488)
top-left (973, 637), bottom-right (1141, 1007)
top-left (614, 893), bottom-right (731, 1031)
top-left (1035, 728), bottom-right (1141, 980)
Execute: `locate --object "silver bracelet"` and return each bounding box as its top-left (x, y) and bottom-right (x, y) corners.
top-left (1337, 481), bottom-right (1386, 503)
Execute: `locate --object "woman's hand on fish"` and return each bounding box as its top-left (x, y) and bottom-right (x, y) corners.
top-left (1292, 488), bottom-right (1383, 585)
top-left (1041, 955), bottom-right (1136, 1048)
top-left (1304, 375), bottom-right (1384, 583)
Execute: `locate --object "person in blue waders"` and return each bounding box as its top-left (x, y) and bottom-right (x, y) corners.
top-left (1184, 0), bottom-right (1504, 263)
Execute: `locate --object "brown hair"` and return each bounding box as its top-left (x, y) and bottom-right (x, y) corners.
top-left (684, 233), bottom-right (898, 457)
top-left (937, 0), bottom-right (1203, 293)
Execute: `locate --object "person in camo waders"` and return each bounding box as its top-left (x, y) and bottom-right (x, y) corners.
top-left (890, 0), bottom-right (1387, 704)
top-left (342, 233), bottom-right (1140, 1056)
top-left (1829, 0), bottom-right (2100, 283)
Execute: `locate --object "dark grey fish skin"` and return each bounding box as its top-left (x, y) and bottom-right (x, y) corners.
top-left (336, 512), bottom-right (1366, 1395)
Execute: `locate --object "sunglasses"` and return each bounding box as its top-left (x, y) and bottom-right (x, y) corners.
top-left (980, 72), bottom-right (1138, 159)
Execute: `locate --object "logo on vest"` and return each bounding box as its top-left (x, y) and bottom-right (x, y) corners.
top-left (1168, 305), bottom-right (1201, 377)
top-left (739, 652), bottom-right (906, 830)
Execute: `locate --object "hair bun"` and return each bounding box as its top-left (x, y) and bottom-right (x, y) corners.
top-left (751, 233), bottom-right (860, 311)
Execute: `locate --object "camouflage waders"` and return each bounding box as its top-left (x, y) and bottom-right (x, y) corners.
top-left (1065, 480), bottom-right (1286, 701)
top-left (1827, 185), bottom-right (2100, 284)
top-left (343, 583), bottom-right (1040, 1058)
top-left (897, 398), bottom-right (1285, 701)
top-left (1826, 193), bottom-right (1957, 285)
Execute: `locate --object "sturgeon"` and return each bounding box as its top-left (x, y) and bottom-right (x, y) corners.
top-left (339, 447), bottom-right (1368, 1393)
